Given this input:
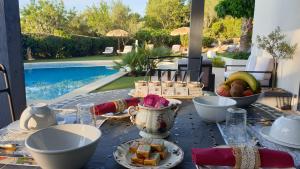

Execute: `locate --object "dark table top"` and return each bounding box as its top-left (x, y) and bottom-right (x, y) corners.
top-left (0, 100), bottom-right (225, 169)
top-left (84, 100), bottom-right (225, 169)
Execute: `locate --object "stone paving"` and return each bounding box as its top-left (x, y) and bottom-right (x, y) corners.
top-left (50, 88), bottom-right (132, 109)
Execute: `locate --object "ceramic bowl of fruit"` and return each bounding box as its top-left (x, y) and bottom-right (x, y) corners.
top-left (216, 72), bottom-right (263, 107)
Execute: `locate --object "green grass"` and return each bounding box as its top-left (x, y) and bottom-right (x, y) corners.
top-left (24, 55), bottom-right (122, 63)
top-left (93, 76), bottom-right (145, 92)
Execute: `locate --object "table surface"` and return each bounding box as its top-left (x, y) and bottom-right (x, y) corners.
top-left (1, 89), bottom-right (299, 169)
top-left (0, 101), bottom-right (225, 169)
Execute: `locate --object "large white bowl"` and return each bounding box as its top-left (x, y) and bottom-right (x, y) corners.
top-left (216, 93), bottom-right (262, 107)
top-left (193, 96), bottom-right (237, 122)
top-left (25, 124), bottom-right (101, 169)
top-left (261, 115), bottom-right (300, 148)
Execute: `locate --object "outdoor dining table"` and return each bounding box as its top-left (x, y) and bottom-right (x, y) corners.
top-left (0, 89), bottom-right (300, 169)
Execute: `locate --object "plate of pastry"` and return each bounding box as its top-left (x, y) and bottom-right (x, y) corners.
top-left (113, 138), bottom-right (184, 169)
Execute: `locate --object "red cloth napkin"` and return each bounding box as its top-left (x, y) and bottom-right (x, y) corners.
top-left (93, 98), bottom-right (140, 116)
top-left (192, 148), bottom-right (294, 168)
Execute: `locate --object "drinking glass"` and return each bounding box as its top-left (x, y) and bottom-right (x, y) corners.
top-left (76, 103), bottom-right (96, 126)
top-left (54, 108), bottom-right (77, 124)
top-left (226, 108), bottom-right (247, 145)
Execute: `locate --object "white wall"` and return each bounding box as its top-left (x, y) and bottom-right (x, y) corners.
top-left (251, 0), bottom-right (300, 94)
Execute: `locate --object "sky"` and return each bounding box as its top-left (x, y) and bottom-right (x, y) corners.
top-left (19, 0), bottom-right (148, 16)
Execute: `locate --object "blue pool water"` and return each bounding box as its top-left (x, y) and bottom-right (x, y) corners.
top-left (25, 66), bottom-right (117, 101)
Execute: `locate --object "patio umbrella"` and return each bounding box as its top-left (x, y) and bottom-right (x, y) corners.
top-left (106, 29), bottom-right (129, 51)
top-left (170, 27), bottom-right (190, 36)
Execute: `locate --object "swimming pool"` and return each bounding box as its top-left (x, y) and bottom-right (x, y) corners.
top-left (25, 65), bottom-right (118, 102)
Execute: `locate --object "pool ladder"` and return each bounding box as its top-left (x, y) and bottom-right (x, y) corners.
top-left (0, 64), bottom-right (16, 121)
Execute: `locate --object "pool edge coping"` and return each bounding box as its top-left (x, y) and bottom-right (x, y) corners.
top-left (24, 60), bottom-right (121, 69)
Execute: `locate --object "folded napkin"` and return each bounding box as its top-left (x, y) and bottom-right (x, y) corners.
top-left (192, 148), bottom-right (294, 168)
top-left (94, 98), bottom-right (140, 116)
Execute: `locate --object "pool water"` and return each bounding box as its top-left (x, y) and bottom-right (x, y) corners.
top-left (25, 66), bottom-right (117, 101)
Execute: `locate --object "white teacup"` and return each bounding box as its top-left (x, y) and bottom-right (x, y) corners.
top-left (264, 115), bottom-right (300, 145)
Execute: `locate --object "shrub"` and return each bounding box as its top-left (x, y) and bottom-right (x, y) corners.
top-left (202, 37), bottom-right (216, 48)
top-left (220, 52), bottom-right (250, 60)
top-left (135, 28), bottom-right (180, 47)
top-left (204, 16), bottom-right (242, 44)
top-left (114, 46), bottom-right (171, 75)
top-left (211, 57), bottom-right (225, 68)
top-left (22, 33), bottom-right (118, 59)
top-left (180, 34), bottom-right (189, 48)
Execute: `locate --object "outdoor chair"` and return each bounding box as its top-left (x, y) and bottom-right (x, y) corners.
top-left (117, 45), bottom-right (133, 55)
top-left (224, 54), bottom-right (274, 87)
top-left (147, 56), bottom-right (215, 92)
top-left (171, 45), bottom-right (181, 54)
top-left (0, 64), bottom-right (15, 122)
top-left (102, 47), bottom-right (114, 55)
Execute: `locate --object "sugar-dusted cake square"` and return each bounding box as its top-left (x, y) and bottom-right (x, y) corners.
top-left (131, 153), bottom-right (144, 165)
top-left (144, 153), bottom-right (160, 166)
top-left (129, 141), bottom-right (139, 153)
top-left (158, 148), bottom-right (168, 160)
top-left (136, 144), bottom-right (151, 158)
top-left (150, 139), bottom-right (164, 152)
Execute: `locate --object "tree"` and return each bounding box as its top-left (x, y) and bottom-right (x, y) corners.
top-left (204, 0), bottom-right (219, 28)
top-left (145, 0), bottom-right (190, 29)
top-left (83, 0), bottom-right (142, 35)
top-left (128, 13), bottom-right (144, 35)
top-left (84, 1), bottom-right (112, 35)
top-left (66, 13), bottom-right (95, 36)
top-left (256, 27), bottom-right (297, 89)
top-left (20, 0), bottom-right (71, 35)
top-left (215, 0), bottom-right (255, 52)
top-left (111, 0), bottom-right (131, 30)
top-left (204, 16), bottom-right (241, 45)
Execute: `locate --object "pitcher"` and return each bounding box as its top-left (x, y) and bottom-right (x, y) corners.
top-left (19, 103), bottom-right (57, 130)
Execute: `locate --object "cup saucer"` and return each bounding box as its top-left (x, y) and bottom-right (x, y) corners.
top-left (260, 127), bottom-right (300, 149)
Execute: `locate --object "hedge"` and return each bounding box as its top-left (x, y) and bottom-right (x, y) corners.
top-left (135, 28), bottom-right (216, 48)
top-left (22, 33), bottom-right (119, 59)
top-left (135, 29), bottom-right (180, 47)
top-left (22, 32), bottom-right (217, 59)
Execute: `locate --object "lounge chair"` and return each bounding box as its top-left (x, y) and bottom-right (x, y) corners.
top-left (102, 47), bottom-right (114, 55)
top-left (224, 54), bottom-right (274, 87)
top-left (146, 44), bottom-right (154, 50)
top-left (171, 45), bottom-right (181, 54)
top-left (117, 45), bottom-right (133, 55)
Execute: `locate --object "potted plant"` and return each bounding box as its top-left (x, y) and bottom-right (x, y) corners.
top-left (256, 27), bottom-right (297, 89)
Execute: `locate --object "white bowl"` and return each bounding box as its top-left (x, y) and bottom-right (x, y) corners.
top-left (25, 124), bottom-right (101, 169)
top-left (216, 93), bottom-right (262, 107)
top-left (261, 115), bottom-right (300, 147)
top-left (193, 96), bottom-right (237, 122)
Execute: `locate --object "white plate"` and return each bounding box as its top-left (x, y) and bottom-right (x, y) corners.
top-left (101, 99), bottom-right (182, 119)
top-left (101, 109), bottom-right (130, 119)
top-left (260, 127), bottom-right (300, 149)
top-left (113, 139), bottom-right (184, 169)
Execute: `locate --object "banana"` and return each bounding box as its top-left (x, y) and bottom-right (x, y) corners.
top-left (225, 71), bottom-right (260, 92)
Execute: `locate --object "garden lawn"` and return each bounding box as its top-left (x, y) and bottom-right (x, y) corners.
top-left (93, 76), bottom-right (145, 92)
top-left (24, 55), bottom-right (122, 63)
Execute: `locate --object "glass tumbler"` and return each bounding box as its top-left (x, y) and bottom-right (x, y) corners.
top-left (226, 108), bottom-right (247, 145)
top-left (76, 103), bottom-right (96, 126)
